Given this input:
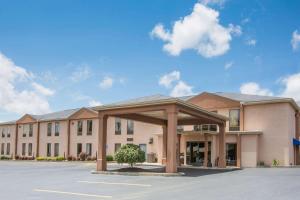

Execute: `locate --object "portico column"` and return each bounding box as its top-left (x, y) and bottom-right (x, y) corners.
top-left (218, 123), bottom-right (226, 168)
top-left (204, 133), bottom-right (208, 167)
top-left (177, 134), bottom-right (181, 166)
top-left (237, 134), bottom-right (241, 168)
top-left (97, 113), bottom-right (108, 171)
top-left (166, 107), bottom-right (178, 173)
top-left (36, 122), bottom-right (40, 158)
top-left (162, 125), bottom-right (167, 165)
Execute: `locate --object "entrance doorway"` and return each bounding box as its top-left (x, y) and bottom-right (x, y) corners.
top-left (186, 142), bottom-right (211, 166)
top-left (226, 143), bottom-right (237, 166)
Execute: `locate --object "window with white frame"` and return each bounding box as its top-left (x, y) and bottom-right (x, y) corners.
top-left (77, 121), bottom-right (83, 136)
top-left (55, 122), bottom-right (60, 136)
top-left (87, 120), bottom-right (93, 136)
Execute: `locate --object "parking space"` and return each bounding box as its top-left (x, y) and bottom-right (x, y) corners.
top-left (1, 161), bottom-right (300, 200)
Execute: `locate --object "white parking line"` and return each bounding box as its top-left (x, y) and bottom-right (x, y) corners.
top-left (34, 189), bottom-right (112, 198)
top-left (78, 181), bottom-right (152, 187)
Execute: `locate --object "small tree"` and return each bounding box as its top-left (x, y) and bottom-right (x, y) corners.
top-left (114, 144), bottom-right (146, 167)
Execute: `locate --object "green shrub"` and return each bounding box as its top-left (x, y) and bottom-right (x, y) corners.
top-left (36, 157), bottom-right (46, 161)
top-left (106, 155), bottom-right (114, 161)
top-left (114, 144), bottom-right (145, 167)
top-left (55, 157), bottom-right (65, 161)
top-left (0, 156), bottom-right (11, 160)
top-left (272, 159), bottom-right (279, 167)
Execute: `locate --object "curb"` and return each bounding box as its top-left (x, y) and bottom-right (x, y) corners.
top-left (91, 170), bottom-right (185, 177)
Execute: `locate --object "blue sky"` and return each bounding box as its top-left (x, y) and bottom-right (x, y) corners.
top-left (1, 0), bottom-right (300, 121)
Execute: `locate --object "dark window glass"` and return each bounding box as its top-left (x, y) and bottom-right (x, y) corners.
top-left (54, 143), bottom-right (59, 157)
top-left (77, 143), bottom-right (82, 156)
top-left (1, 143), bottom-right (4, 155)
top-left (7, 128), bottom-right (10, 138)
top-left (177, 126), bottom-right (184, 132)
top-left (47, 123), bottom-right (52, 136)
top-left (114, 143), bottom-right (121, 153)
top-left (229, 109), bottom-right (240, 131)
top-left (22, 143), bottom-right (26, 156)
top-left (6, 143), bottom-right (10, 155)
top-left (86, 143), bottom-right (92, 156)
top-left (77, 121), bottom-right (83, 136)
top-left (115, 118), bottom-right (121, 135)
top-left (127, 120), bottom-right (134, 135)
top-left (29, 124), bottom-right (33, 137)
top-left (194, 125), bottom-right (201, 131)
top-left (47, 143), bottom-right (51, 157)
top-left (87, 120), bottom-right (93, 135)
top-left (226, 143), bottom-right (237, 166)
top-left (28, 143), bottom-right (32, 156)
top-left (55, 122), bottom-right (60, 136)
top-left (23, 125), bottom-right (27, 137)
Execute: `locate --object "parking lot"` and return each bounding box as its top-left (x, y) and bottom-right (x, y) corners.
top-left (0, 161), bottom-right (300, 200)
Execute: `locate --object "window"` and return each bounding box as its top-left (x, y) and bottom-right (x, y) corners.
top-left (77, 121), bottom-right (83, 136)
top-left (177, 126), bottom-right (184, 132)
top-left (194, 125), bottom-right (201, 131)
top-left (127, 120), bottom-right (134, 135)
top-left (226, 143), bottom-right (237, 166)
top-left (23, 125), bottom-right (28, 137)
top-left (47, 123), bottom-right (52, 136)
top-left (229, 109), bottom-right (240, 131)
top-left (114, 143), bottom-right (121, 153)
top-left (47, 143), bottom-right (51, 157)
top-left (86, 143), bottom-right (92, 156)
top-left (77, 143), bottom-right (82, 156)
top-left (22, 143), bottom-right (26, 156)
top-left (1, 143), bottom-right (4, 155)
top-left (55, 122), bottom-right (60, 136)
top-left (28, 143), bottom-right (32, 156)
top-left (29, 124), bottom-right (33, 137)
top-left (1, 129), bottom-right (4, 138)
top-left (54, 143), bottom-right (59, 157)
top-left (6, 143), bottom-right (10, 155)
top-left (87, 120), bottom-right (93, 136)
top-left (115, 118), bottom-right (121, 135)
top-left (7, 128), bottom-right (10, 138)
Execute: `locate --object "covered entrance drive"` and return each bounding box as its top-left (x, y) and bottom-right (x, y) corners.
top-left (94, 97), bottom-right (228, 173)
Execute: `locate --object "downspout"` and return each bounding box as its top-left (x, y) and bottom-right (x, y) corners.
top-left (67, 119), bottom-right (71, 158)
top-left (14, 123), bottom-right (18, 159)
top-left (36, 121), bottom-right (40, 158)
top-left (295, 111), bottom-right (299, 165)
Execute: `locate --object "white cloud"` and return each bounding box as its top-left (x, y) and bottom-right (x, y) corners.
top-left (240, 82), bottom-right (273, 96)
top-left (170, 81), bottom-right (194, 97)
top-left (32, 82), bottom-right (55, 96)
top-left (241, 18), bottom-right (250, 24)
top-left (151, 3), bottom-right (240, 58)
top-left (291, 30), bottom-right (300, 51)
top-left (0, 52), bottom-right (52, 115)
top-left (159, 71), bottom-right (194, 97)
top-left (228, 24), bottom-right (242, 36)
top-left (279, 73), bottom-right (300, 101)
top-left (88, 100), bottom-right (102, 107)
top-left (70, 65), bottom-right (90, 82)
top-left (159, 71), bottom-right (180, 88)
top-left (246, 39), bottom-right (256, 46)
top-left (200, 0), bottom-right (226, 6)
top-left (224, 61), bottom-right (234, 70)
top-left (99, 76), bottom-right (114, 89)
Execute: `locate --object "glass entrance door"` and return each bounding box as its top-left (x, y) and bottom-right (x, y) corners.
top-left (186, 142), bottom-right (211, 166)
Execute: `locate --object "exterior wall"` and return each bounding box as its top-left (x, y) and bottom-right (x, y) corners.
top-left (17, 123), bottom-right (38, 157)
top-left (106, 117), bottom-right (162, 161)
top-left (241, 135), bottom-right (258, 167)
top-left (244, 103), bottom-right (295, 166)
top-left (0, 124), bottom-right (16, 157)
top-left (69, 118), bottom-right (99, 158)
top-left (39, 121), bottom-right (68, 157)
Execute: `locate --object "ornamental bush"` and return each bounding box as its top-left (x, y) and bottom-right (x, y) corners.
top-left (114, 144), bottom-right (145, 167)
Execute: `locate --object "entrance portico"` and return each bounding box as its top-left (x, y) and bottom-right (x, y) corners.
top-left (94, 97), bottom-right (228, 173)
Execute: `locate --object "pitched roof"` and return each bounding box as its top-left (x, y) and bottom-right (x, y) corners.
top-left (100, 94), bottom-right (172, 108)
top-left (31, 108), bottom-right (80, 121)
top-left (212, 92), bottom-right (288, 103)
top-left (0, 120), bottom-right (16, 125)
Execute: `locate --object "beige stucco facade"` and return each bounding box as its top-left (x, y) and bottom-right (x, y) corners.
top-left (0, 92), bottom-right (299, 168)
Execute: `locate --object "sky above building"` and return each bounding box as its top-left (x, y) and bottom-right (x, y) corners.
top-left (0, 0), bottom-right (300, 121)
